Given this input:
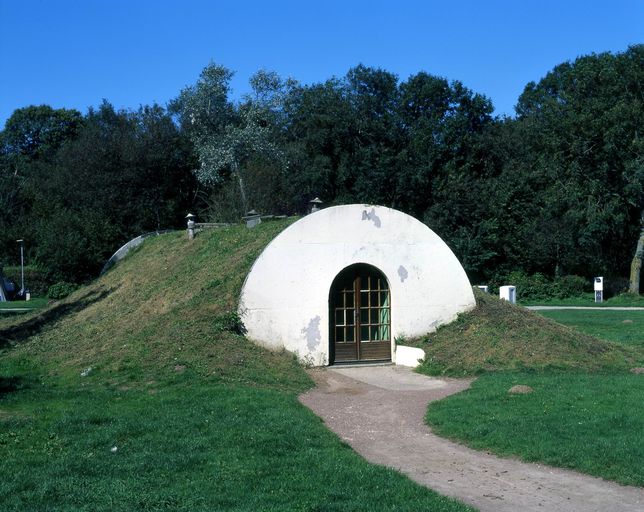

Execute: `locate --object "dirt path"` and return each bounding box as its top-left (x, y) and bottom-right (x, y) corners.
top-left (299, 366), bottom-right (644, 512)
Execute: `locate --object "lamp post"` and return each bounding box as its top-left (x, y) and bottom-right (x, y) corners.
top-left (16, 239), bottom-right (24, 295)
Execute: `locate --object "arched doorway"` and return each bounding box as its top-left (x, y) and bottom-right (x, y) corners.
top-left (329, 264), bottom-right (391, 364)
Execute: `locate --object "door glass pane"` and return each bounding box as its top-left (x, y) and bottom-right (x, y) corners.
top-left (346, 326), bottom-right (355, 342)
top-left (380, 292), bottom-right (389, 307)
top-left (335, 309), bottom-right (344, 326)
top-left (360, 308), bottom-right (369, 324)
top-left (345, 292), bottom-right (354, 308)
top-left (370, 308), bottom-right (379, 324)
top-left (371, 291), bottom-right (379, 307)
top-left (371, 326), bottom-right (380, 341)
top-left (360, 325), bottom-right (369, 342)
top-left (380, 307), bottom-right (390, 324)
top-left (347, 309), bottom-right (355, 325)
top-left (335, 327), bottom-right (345, 342)
top-left (379, 325), bottom-right (390, 341)
top-left (360, 291), bottom-right (368, 307)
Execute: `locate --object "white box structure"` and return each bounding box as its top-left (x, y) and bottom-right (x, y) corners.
top-left (499, 285), bottom-right (516, 304)
top-left (594, 276), bottom-right (603, 303)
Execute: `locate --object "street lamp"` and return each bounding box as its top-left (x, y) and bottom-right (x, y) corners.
top-left (16, 239), bottom-right (24, 295)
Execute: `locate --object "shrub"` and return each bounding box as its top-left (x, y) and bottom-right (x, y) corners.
top-left (555, 275), bottom-right (587, 298)
top-left (47, 282), bottom-right (79, 300)
top-left (213, 311), bottom-right (246, 335)
top-left (500, 271), bottom-right (590, 300)
top-left (2, 265), bottom-right (53, 296)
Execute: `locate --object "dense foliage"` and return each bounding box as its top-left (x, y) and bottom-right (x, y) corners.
top-left (1, 45), bottom-right (642, 287)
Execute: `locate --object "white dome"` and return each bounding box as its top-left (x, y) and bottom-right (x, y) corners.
top-left (239, 204), bottom-right (475, 366)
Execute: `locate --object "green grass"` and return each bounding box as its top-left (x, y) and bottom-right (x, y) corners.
top-left (0, 363), bottom-right (470, 511)
top-left (521, 292), bottom-right (644, 307)
top-left (0, 298), bottom-right (48, 310)
top-left (414, 291), bottom-right (641, 377)
top-left (0, 223), bottom-right (472, 511)
top-left (426, 372), bottom-right (644, 487)
top-left (537, 310), bottom-right (644, 346)
top-left (418, 291), bottom-right (644, 487)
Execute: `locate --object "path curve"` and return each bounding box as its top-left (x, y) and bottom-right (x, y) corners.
top-left (299, 366), bottom-right (643, 512)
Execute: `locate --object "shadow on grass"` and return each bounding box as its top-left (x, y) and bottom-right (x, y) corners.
top-left (0, 285), bottom-right (117, 348)
top-left (0, 376), bottom-right (26, 396)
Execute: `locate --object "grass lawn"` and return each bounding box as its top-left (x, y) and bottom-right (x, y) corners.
top-left (0, 224), bottom-right (472, 512)
top-left (0, 297), bottom-right (48, 311)
top-left (417, 291), bottom-right (644, 487)
top-left (426, 372), bottom-right (644, 487)
top-left (0, 363), bottom-right (471, 512)
top-left (537, 309), bottom-right (644, 346)
top-left (520, 292), bottom-right (644, 307)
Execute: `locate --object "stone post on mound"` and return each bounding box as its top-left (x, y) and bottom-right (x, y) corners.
top-left (186, 213), bottom-right (196, 240)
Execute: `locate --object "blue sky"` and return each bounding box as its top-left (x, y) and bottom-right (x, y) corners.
top-left (1, 0), bottom-right (641, 127)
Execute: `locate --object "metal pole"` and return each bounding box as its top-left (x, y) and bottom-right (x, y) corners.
top-left (19, 241), bottom-right (24, 294)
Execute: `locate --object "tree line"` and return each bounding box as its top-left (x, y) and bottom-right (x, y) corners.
top-left (1, 45), bottom-right (642, 293)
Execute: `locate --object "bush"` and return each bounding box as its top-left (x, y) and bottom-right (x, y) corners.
top-left (500, 271), bottom-right (590, 301)
top-left (47, 282), bottom-right (79, 300)
top-left (213, 311), bottom-right (246, 335)
top-left (2, 265), bottom-right (53, 296)
top-left (555, 275), bottom-right (587, 298)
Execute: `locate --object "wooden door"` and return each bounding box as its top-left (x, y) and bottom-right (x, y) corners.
top-left (330, 264), bottom-right (391, 363)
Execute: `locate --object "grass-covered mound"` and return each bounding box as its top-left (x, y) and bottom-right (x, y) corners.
top-left (0, 222), bottom-right (471, 512)
top-left (416, 290), bottom-right (641, 376)
top-left (1, 220), bottom-right (308, 389)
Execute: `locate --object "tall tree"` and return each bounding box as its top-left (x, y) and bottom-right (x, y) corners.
top-left (512, 45), bottom-right (644, 279)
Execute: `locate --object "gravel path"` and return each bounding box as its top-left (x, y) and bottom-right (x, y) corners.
top-left (299, 366), bottom-right (644, 512)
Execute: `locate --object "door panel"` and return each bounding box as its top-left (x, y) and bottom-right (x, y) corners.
top-left (330, 264), bottom-right (391, 363)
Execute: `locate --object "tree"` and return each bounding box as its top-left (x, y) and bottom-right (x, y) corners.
top-left (26, 101), bottom-right (195, 281)
top-left (3, 105), bottom-right (83, 159)
top-left (630, 211), bottom-right (644, 294)
top-left (171, 65), bottom-right (293, 217)
top-left (512, 45), bottom-right (644, 279)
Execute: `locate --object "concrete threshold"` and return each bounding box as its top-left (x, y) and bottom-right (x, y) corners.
top-left (330, 361), bottom-right (394, 368)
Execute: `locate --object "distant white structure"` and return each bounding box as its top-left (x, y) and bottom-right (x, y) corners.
top-left (239, 204), bottom-right (475, 366)
top-left (499, 285), bottom-right (517, 304)
top-left (594, 276), bottom-right (603, 303)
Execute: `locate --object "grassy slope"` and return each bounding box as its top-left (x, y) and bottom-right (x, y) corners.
top-left (0, 223), bottom-right (471, 512)
top-left (418, 292), bottom-right (644, 486)
top-left (416, 291), bottom-right (641, 376)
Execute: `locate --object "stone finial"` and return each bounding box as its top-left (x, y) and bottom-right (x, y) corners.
top-left (186, 213), bottom-right (196, 240)
top-left (309, 197), bottom-right (323, 214)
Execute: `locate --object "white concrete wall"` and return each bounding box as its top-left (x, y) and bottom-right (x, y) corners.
top-left (239, 204), bottom-right (475, 366)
